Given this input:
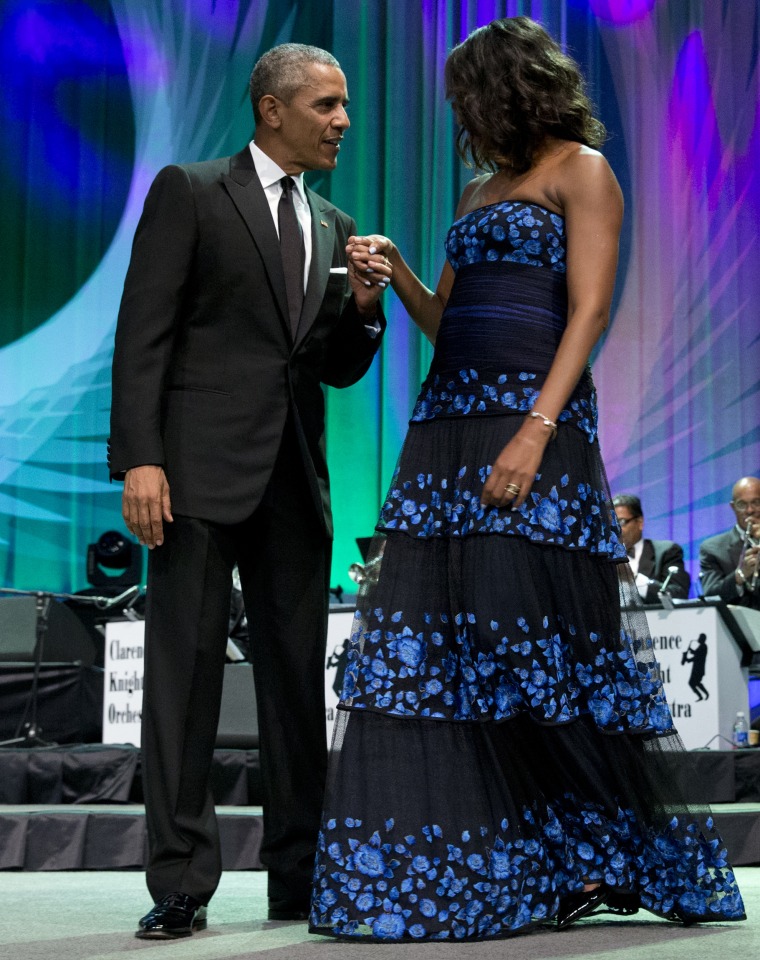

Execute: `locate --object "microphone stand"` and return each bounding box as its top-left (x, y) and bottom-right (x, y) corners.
top-left (0, 585), bottom-right (143, 749)
top-left (657, 565), bottom-right (680, 611)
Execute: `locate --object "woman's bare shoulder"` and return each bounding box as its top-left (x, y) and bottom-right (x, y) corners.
top-left (455, 174), bottom-right (492, 216)
top-left (557, 145), bottom-right (620, 196)
top-left (553, 145), bottom-right (622, 219)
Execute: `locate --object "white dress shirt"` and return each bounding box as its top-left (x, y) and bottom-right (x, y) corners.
top-left (734, 523), bottom-right (748, 596)
top-left (249, 141), bottom-right (311, 293)
top-left (627, 538), bottom-right (652, 599)
top-left (627, 538), bottom-right (643, 577)
top-left (248, 141), bottom-right (381, 340)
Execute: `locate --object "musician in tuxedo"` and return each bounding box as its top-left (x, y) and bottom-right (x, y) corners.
top-left (699, 476), bottom-right (760, 610)
top-left (109, 44), bottom-right (390, 938)
top-left (612, 494), bottom-right (690, 603)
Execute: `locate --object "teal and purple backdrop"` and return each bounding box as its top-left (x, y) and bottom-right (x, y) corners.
top-left (1, 0), bottom-right (758, 594)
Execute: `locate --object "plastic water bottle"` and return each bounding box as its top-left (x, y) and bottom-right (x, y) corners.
top-left (732, 711), bottom-right (749, 749)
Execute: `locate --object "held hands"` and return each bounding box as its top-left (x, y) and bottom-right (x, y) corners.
top-left (480, 419), bottom-right (552, 511)
top-left (122, 465), bottom-right (173, 548)
top-left (347, 235), bottom-right (393, 313)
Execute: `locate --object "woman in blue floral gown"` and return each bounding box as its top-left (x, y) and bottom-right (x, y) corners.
top-left (309, 17), bottom-right (745, 941)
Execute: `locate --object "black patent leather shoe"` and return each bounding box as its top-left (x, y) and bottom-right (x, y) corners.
top-left (136, 892), bottom-right (208, 939)
top-left (557, 887), bottom-right (607, 929)
top-left (267, 899), bottom-right (310, 921)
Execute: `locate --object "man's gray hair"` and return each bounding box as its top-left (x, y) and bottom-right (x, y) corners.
top-left (249, 44), bottom-right (340, 124)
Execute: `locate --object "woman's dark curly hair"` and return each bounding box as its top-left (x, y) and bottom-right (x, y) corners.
top-left (445, 17), bottom-right (606, 174)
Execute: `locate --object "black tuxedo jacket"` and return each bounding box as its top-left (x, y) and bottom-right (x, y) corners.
top-left (109, 148), bottom-right (384, 535)
top-left (700, 527), bottom-right (760, 609)
top-left (637, 538), bottom-right (690, 603)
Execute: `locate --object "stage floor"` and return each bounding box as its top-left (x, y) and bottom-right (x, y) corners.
top-left (0, 867), bottom-right (757, 960)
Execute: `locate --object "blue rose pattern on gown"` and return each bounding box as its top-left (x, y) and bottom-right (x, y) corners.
top-left (445, 201), bottom-right (567, 272)
top-left (314, 806), bottom-right (742, 940)
top-left (340, 606), bottom-right (673, 731)
top-left (410, 368), bottom-right (599, 443)
top-left (309, 202), bottom-right (746, 940)
top-left (379, 464), bottom-right (625, 557)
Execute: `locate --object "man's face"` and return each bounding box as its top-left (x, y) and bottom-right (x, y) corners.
top-left (614, 505), bottom-right (643, 550)
top-left (274, 63), bottom-right (350, 174)
top-left (731, 478), bottom-right (760, 532)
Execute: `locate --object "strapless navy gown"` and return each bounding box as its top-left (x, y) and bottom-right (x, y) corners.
top-left (309, 202), bottom-right (745, 941)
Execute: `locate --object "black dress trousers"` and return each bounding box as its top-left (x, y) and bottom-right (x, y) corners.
top-left (141, 419), bottom-right (330, 907)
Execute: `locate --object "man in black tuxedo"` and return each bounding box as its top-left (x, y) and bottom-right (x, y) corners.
top-left (699, 476), bottom-right (760, 609)
top-left (612, 494), bottom-right (690, 603)
top-left (109, 44), bottom-right (390, 938)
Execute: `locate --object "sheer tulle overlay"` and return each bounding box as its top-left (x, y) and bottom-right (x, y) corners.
top-left (309, 202), bottom-right (745, 941)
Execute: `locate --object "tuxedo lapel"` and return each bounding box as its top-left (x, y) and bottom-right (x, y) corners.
top-left (639, 539), bottom-right (655, 578)
top-left (295, 189), bottom-right (337, 350)
top-left (727, 528), bottom-right (744, 568)
top-left (222, 148), bottom-right (292, 343)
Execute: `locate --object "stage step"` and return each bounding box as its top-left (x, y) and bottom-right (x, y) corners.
top-left (0, 744), bottom-right (758, 871)
top-left (0, 804), bottom-right (263, 871)
top-left (0, 802), bottom-right (758, 871)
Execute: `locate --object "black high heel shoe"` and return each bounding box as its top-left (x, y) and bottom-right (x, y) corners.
top-left (605, 888), bottom-right (640, 917)
top-left (556, 886), bottom-right (607, 929)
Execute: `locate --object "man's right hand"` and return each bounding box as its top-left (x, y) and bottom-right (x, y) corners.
top-left (122, 465), bottom-right (173, 548)
top-left (740, 544), bottom-right (759, 587)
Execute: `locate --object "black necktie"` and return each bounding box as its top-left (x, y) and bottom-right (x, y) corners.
top-left (627, 546), bottom-right (635, 559)
top-left (278, 176), bottom-right (305, 337)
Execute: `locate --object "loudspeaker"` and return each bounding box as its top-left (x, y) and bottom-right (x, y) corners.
top-left (0, 597), bottom-right (97, 666)
top-left (216, 662), bottom-right (259, 748)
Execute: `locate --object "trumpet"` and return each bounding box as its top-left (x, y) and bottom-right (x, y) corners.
top-left (738, 518), bottom-right (760, 591)
top-left (348, 556), bottom-right (381, 587)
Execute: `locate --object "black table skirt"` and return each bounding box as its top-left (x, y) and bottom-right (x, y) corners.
top-left (0, 742), bottom-right (758, 807)
top-left (0, 663), bottom-right (103, 745)
top-left (0, 744), bottom-right (262, 805)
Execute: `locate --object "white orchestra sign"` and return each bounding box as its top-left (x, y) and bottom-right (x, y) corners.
top-left (643, 605), bottom-right (750, 751)
top-left (325, 607), bottom-right (357, 742)
top-left (102, 619), bottom-right (145, 746)
top-left (101, 604), bottom-right (753, 753)
top-left (101, 609), bottom-right (358, 748)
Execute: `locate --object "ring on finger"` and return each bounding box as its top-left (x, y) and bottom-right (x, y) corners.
top-left (505, 483), bottom-right (521, 496)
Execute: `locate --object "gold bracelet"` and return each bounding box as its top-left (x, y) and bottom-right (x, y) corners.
top-left (528, 409), bottom-right (558, 440)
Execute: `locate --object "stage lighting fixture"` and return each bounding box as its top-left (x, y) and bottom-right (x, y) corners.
top-left (86, 530), bottom-right (142, 591)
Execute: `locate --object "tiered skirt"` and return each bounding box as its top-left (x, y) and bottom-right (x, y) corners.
top-left (309, 407), bottom-right (745, 941)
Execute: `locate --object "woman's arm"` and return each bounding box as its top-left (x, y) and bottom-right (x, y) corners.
top-left (481, 148), bottom-right (624, 509)
top-left (347, 180), bottom-right (480, 344)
